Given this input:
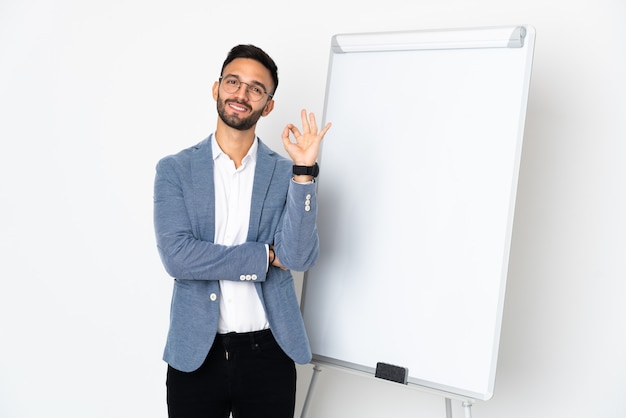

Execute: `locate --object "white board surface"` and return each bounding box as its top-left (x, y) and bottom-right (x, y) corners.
top-left (301, 25), bottom-right (535, 401)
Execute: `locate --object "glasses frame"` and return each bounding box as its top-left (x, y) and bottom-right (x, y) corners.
top-left (218, 76), bottom-right (274, 102)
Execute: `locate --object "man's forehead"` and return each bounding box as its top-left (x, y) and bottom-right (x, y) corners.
top-left (223, 58), bottom-right (272, 85)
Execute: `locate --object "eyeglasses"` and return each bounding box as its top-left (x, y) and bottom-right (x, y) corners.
top-left (219, 75), bottom-right (273, 102)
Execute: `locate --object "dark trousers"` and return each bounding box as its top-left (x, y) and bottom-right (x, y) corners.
top-left (167, 329), bottom-right (296, 418)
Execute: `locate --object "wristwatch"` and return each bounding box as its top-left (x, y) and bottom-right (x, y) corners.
top-left (292, 163), bottom-right (319, 178)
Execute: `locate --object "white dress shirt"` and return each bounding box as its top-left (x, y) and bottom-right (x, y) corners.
top-left (212, 135), bottom-right (269, 334)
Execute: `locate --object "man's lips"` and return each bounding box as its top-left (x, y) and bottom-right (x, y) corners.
top-left (227, 101), bottom-right (250, 113)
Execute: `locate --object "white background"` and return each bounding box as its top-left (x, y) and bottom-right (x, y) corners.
top-left (0, 1), bottom-right (624, 418)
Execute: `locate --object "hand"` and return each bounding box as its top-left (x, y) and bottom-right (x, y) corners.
top-left (269, 246), bottom-right (287, 270)
top-left (281, 109), bottom-right (332, 166)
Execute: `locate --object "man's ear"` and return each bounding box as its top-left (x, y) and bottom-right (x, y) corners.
top-left (262, 99), bottom-right (274, 117)
top-left (212, 81), bottom-right (219, 101)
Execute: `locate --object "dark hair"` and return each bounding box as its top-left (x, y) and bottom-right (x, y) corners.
top-left (220, 44), bottom-right (279, 96)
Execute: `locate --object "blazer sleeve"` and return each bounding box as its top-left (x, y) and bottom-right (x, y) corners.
top-left (273, 179), bottom-right (320, 272)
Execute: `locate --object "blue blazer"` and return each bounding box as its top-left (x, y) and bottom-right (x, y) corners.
top-left (154, 135), bottom-right (318, 372)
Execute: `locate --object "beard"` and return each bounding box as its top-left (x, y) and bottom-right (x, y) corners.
top-left (216, 94), bottom-right (265, 131)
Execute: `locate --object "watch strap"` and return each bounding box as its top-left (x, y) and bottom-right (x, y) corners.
top-left (292, 163), bottom-right (319, 178)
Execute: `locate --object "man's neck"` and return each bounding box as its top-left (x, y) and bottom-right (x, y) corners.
top-left (214, 124), bottom-right (256, 168)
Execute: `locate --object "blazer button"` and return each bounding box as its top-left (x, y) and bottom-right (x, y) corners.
top-left (210, 293), bottom-right (217, 301)
top-left (251, 274), bottom-right (258, 281)
top-left (245, 274), bottom-right (252, 281)
top-left (240, 275), bottom-right (246, 281)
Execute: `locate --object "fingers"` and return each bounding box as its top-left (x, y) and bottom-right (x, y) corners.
top-left (285, 110), bottom-right (330, 143)
top-left (281, 125), bottom-right (293, 148)
top-left (302, 109), bottom-right (319, 133)
top-left (301, 108), bottom-right (328, 134)
top-left (282, 124), bottom-right (301, 141)
top-left (300, 109), bottom-right (309, 132)
top-left (282, 124), bottom-right (301, 149)
top-left (319, 121), bottom-right (332, 137)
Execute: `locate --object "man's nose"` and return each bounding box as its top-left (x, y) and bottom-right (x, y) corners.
top-left (234, 82), bottom-right (251, 100)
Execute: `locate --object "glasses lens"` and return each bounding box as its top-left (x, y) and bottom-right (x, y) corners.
top-left (221, 76), bottom-right (239, 94)
top-left (246, 86), bottom-right (263, 101)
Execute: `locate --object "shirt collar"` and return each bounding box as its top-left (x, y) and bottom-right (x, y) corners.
top-left (211, 133), bottom-right (258, 164)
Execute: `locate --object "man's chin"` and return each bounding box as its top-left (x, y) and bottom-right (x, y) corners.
top-left (219, 110), bottom-right (261, 131)
top-left (223, 117), bottom-right (254, 131)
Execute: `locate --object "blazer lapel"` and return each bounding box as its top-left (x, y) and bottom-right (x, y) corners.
top-left (248, 139), bottom-right (276, 241)
top-left (190, 137), bottom-right (216, 242)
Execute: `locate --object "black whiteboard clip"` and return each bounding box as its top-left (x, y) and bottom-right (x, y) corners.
top-left (374, 362), bottom-right (408, 384)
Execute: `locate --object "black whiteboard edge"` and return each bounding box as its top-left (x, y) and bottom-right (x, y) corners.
top-left (310, 355), bottom-right (491, 401)
top-left (331, 25), bottom-right (533, 53)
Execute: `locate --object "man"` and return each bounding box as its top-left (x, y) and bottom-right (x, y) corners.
top-left (153, 44), bottom-right (331, 418)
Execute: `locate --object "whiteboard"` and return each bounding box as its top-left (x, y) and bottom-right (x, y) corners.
top-left (301, 25), bottom-right (535, 401)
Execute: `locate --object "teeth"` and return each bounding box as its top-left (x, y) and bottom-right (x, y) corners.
top-left (230, 103), bottom-right (247, 111)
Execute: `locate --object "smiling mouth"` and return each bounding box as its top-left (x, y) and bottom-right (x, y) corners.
top-left (227, 100), bottom-right (250, 113)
